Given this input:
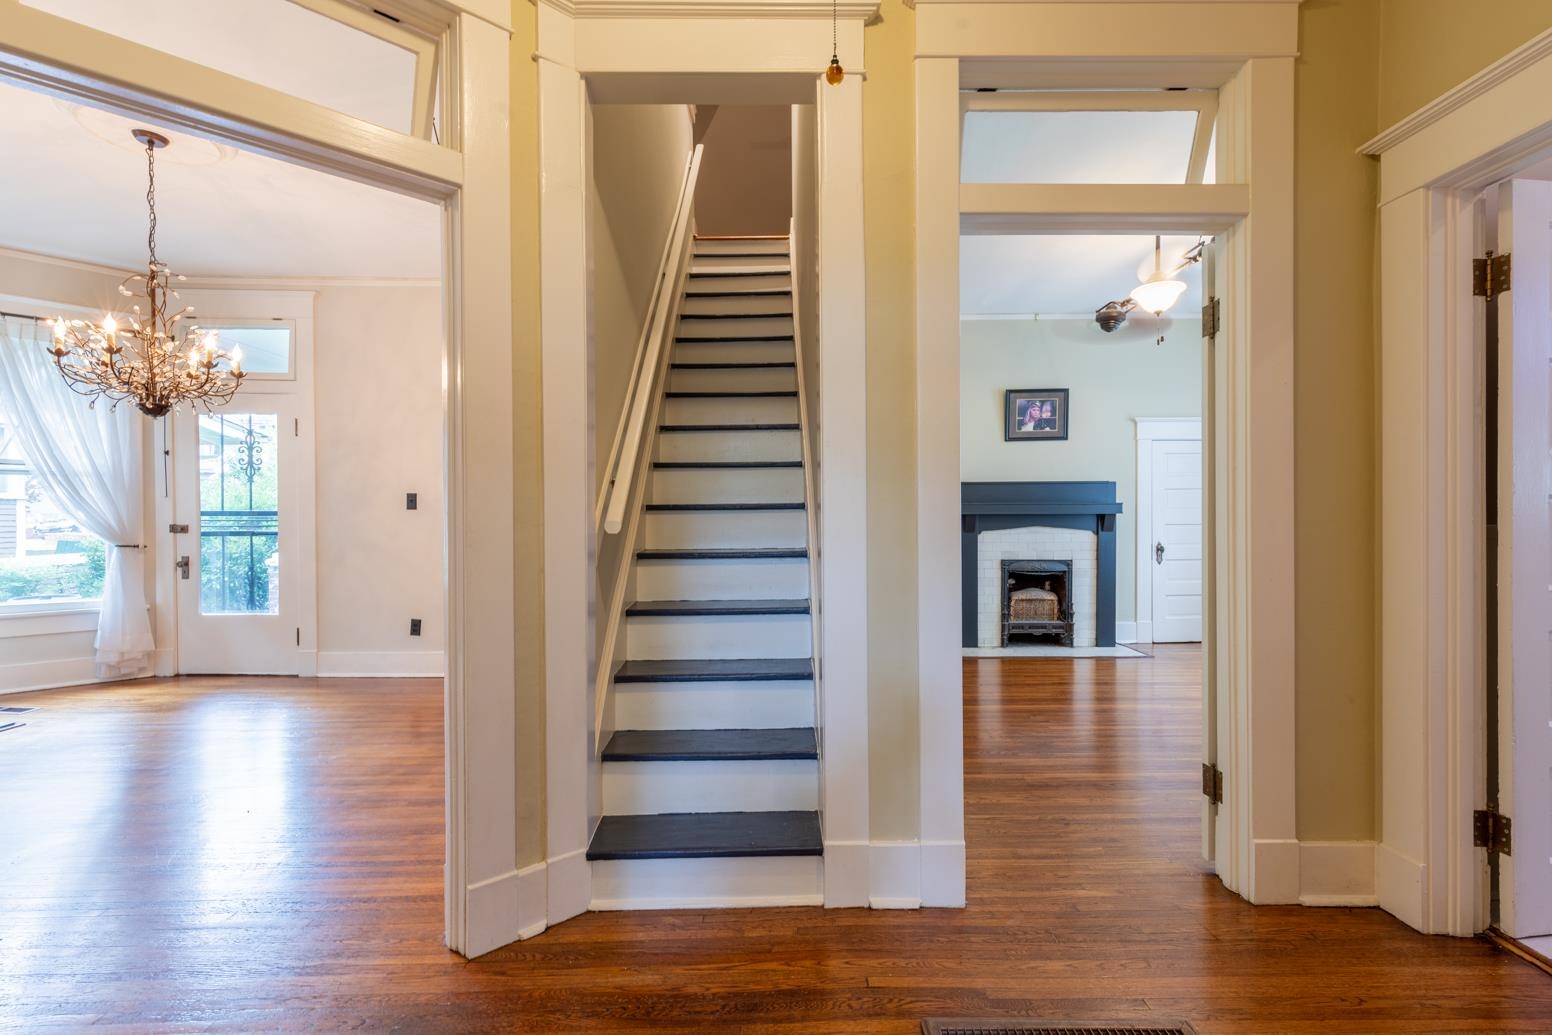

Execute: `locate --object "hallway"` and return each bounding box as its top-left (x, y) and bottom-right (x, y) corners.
top-left (3, 653), bottom-right (1550, 1032)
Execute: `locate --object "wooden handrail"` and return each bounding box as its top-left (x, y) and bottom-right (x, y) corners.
top-left (594, 147), bottom-right (697, 538)
top-left (600, 144), bottom-right (705, 537)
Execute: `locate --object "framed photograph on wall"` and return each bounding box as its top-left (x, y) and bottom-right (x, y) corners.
top-left (1004, 388), bottom-right (1070, 442)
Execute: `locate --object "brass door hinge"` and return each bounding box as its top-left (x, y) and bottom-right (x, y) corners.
top-left (1473, 251), bottom-right (1512, 299)
top-left (1474, 807), bottom-right (1512, 855)
top-left (1202, 297), bottom-right (1221, 339)
top-left (1202, 762), bottom-right (1224, 805)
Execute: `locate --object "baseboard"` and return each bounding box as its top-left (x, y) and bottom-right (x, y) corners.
top-left (315, 650), bottom-right (445, 677)
top-left (517, 860), bottom-right (549, 940)
top-left (464, 867), bottom-right (526, 959)
top-left (822, 839), bottom-right (869, 907)
top-left (1115, 621), bottom-right (1139, 645)
top-left (1299, 840), bottom-right (1378, 906)
top-left (1249, 838), bottom-right (1302, 903)
top-left (869, 842), bottom-right (921, 909)
top-left (921, 839), bottom-right (967, 907)
top-left (1135, 618), bottom-right (1153, 644)
top-left (0, 656), bottom-right (99, 695)
top-left (547, 846), bottom-right (591, 924)
top-left (1375, 841), bottom-right (1427, 931)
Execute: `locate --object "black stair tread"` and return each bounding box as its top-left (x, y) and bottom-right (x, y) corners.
top-left (685, 289), bottom-right (793, 298)
top-left (654, 460), bottom-right (803, 469)
top-left (644, 502), bottom-right (805, 512)
top-left (613, 657), bottom-right (814, 682)
top-left (671, 361), bottom-right (796, 369)
top-left (689, 270), bottom-right (791, 279)
top-left (659, 423), bottom-right (800, 432)
top-left (680, 312), bottom-right (795, 320)
top-left (693, 250), bottom-right (791, 258)
top-left (587, 810), bottom-right (821, 861)
top-left (636, 547), bottom-right (807, 560)
top-left (665, 390), bottom-right (798, 398)
top-left (626, 598), bottom-right (810, 616)
top-left (676, 335), bottom-right (796, 343)
top-left (602, 727), bottom-right (817, 762)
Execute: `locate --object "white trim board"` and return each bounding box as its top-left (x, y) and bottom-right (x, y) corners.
top-left (315, 651), bottom-right (446, 677)
top-left (1369, 33), bottom-right (1552, 938)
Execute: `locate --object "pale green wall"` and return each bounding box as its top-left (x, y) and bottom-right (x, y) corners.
top-left (960, 318), bottom-right (1202, 627)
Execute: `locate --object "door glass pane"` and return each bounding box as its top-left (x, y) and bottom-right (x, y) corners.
top-left (199, 413), bottom-right (279, 615)
top-left (209, 327), bottom-right (292, 376)
top-left (961, 109), bottom-right (1199, 184)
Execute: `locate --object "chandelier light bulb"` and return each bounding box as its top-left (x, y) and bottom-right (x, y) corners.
top-left (101, 315), bottom-right (117, 335)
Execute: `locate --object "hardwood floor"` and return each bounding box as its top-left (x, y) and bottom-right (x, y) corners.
top-left (2, 652), bottom-right (1549, 1032)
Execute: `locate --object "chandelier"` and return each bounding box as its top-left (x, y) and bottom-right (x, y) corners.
top-left (47, 129), bottom-right (244, 418)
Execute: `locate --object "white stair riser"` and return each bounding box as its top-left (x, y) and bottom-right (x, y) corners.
top-left (642, 509), bottom-right (807, 550)
top-left (669, 367), bottom-right (797, 393)
top-left (649, 467), bottom-right (805, 504)
top-left (681, 294), bottom-right (793, 317)
top-left (590, 856), bottom-right (822, 910)
top-left (625, 613), bottom-right (812, 660)
top-left (674, 340), bottom-right (794, 365)
top-left (611, 680), bottom-right (815, 730)
top-left (663, 396), bottom-right (798, 426)
top-left (690, 262), bottom-right (790, 278)
top-left (602, 759), bottom-right (818, 813)
top-left (655, 428), bottom-right (802, 464)
top-left (634, 557), bottom-right (809, 600)
top-left (678, 316), bottom-right (794, 340)
top-left (688, 274), bottom-right (791, 293)
top-left (694, 238), bottom-right (790, 256)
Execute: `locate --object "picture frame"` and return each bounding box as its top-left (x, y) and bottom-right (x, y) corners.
top-left (1004, 388), bottom-right (1070, 442)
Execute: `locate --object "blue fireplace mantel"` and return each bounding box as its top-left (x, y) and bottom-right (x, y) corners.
top-left (961, 481), bottom-right (1123, 648)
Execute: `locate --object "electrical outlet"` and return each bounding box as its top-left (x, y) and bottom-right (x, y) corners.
top-left (406, 492), bottom-right (418, 511)
top-left (410, 618), bottom-right (422, 637)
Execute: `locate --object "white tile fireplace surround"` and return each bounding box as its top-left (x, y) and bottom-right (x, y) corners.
top-left (976, 526), bottom-right (1098, 648)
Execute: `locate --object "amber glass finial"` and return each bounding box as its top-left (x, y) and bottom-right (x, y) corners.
top-left (825, 56), bottom-right (845, 85)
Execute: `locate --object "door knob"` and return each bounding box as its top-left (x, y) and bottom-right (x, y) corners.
top-left (1155, 542), bottom-right (1166, 565)
top-left (176, 555), bottom-right (190, 580)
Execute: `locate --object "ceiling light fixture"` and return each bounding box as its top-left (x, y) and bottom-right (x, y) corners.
top-left (47, 130), bottom-right (244, 418)
top-left (824, 0), bottom-right (844, 85)
top-left (1129, 235), bottom-right (1188, 316)
top-left (1094, 237), bottom-right (1208, 342)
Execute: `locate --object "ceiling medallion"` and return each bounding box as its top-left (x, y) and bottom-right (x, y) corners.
top-left (47, 129), bottom-right (244, 418)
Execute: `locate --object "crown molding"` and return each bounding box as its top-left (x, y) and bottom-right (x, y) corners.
top-left (1361, 26), bottom-right (1552, 156)
top-left (536, 0), bottom-right (881, 19)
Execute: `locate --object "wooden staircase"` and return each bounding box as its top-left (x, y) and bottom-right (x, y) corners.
top-left (587, 235), bottom-right (822, 909)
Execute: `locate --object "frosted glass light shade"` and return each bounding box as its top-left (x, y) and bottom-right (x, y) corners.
top-left (1130, 275), bottom-right (1188, 315)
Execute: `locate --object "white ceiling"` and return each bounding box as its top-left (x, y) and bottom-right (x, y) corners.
top-left (962, 235), bottom-right (1205, 318)
top-left (0, 81), bottom-right (441, 280)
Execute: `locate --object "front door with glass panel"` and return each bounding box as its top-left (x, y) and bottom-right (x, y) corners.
top-left (172, 398), bottom-right (303, 674)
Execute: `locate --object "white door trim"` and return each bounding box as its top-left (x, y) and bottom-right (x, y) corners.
top-left (1134, 418), bottom-right (1202, 645)
top-left (914, 3), bottom-right (1299, 907)
top-left (0, 0), bottom-right (522, 957)
top-left (1366, 29), bottom-right (1552, 936)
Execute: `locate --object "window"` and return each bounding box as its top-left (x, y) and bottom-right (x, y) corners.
top-left (206, 325), bottom-right (294, 378)
top-left (0, 413), bottom-right (104, 606)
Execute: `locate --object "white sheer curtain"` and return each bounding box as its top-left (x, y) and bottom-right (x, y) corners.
top-left (0, 316), bottom-right (154, 678)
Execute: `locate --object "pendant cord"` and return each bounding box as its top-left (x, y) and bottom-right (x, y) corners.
top-left (145, 138), bottom-right (158, 271)
top-left (831, 0), bottom-right (838, 60)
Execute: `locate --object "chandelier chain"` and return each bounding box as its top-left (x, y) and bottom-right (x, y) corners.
top-left (145, 136), bottom-right (158, 270)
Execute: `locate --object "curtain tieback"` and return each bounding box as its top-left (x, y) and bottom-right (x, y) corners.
top-left (113, 543), bottom-right (145, 549)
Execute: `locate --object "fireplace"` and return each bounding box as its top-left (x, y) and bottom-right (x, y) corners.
top-left (1001, 559), bottom-right (1075, 647)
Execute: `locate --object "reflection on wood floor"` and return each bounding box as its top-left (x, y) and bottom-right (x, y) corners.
top-left (3, 650), bottom-right (1550, 1032)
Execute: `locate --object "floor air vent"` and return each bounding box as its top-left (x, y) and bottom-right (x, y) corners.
top-left (923, 1023), bottom-right (1199, 1035)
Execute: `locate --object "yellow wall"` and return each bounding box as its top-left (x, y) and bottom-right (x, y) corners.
top-left (1377, 0), bottom-right (1552, 129)
top-left (1294, 0), bottom-right (1381, 842)
top-left (864, 0), bottom-right (922, 842)
top-left (511, 5), bottom-right (547, 867)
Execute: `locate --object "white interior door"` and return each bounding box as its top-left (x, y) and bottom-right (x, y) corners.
top-left (172, 398), bottom-right (308, 674)
top-left (1150, 438), bottom-right (1203, 643)
top-left (1496, 178), bottom-right (1552, 939)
